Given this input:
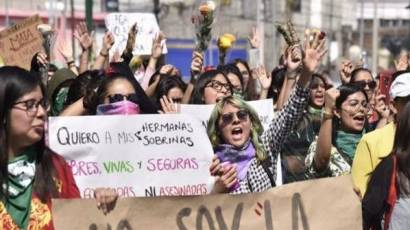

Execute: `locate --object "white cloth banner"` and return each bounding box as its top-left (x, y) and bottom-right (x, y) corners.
top-left (105, 13), bottom-right (167, 55)
top-left (48, 114), bottom-right (213, 198)
top-left (179, 99), bottom-right (283, 185)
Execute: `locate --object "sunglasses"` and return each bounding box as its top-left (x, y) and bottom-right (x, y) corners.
top-left (353, 80), bottom-right (377, 90)
top-left (221, 109), bottom-right (249, 125)
top-left (107, 93), bottom-right (139, 104)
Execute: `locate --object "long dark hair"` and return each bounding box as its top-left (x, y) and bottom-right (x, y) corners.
top-left (155, 76), bottom-right (187, 106)
top-left (217, 63), bottom-right (244, 92)
top-left (84, 62), bottom-right (158, 114)
top-left (65, 70), bottom-right (104, 107)
top-left (334, 83), bottom-right (368, 135)
top-left (0, 66), bottom-right (58, 202)
top-left (394, 100), bottom-right (410, 196)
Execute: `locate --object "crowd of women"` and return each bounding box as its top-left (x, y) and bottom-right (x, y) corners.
top-left (0, 20), bottom-right (410, 229)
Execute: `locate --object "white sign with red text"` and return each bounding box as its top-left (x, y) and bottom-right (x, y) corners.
top-left (48, 114), bottom-right (213, 198)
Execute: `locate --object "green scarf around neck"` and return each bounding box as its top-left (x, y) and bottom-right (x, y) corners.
top-left (335, 130), bottom-right (363, 161)
top-left (307, 105), bottom-right (322, 116)
top-left (4, 147), bottom-right (37, 229)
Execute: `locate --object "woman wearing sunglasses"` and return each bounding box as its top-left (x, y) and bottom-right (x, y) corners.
top-left (349, 68), bottom-right (390, 130)
top-left (206, 36), bottom-right (327, 194)
top-left (59, 62), bottom-right (155, 116)
top-left (191, 69), bottom-right (233, 104)
top-left (305, 84), bottom-right (369, 178)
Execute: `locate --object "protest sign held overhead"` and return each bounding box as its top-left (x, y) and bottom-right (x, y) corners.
top-left (52, 175), bottom-right (362, 230)
top-left (0, 15), bottom-right (43, 70)
top-left (105, 13), bottom-right (168, 55)
top-left (48, 114), bottom-right (214, 198)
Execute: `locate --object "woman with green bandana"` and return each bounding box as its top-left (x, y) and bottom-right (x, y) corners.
top-left (0, 66), bottom-right (116, 229)
top-left (281, 73), bottom-right (328, 183)
top-left (305, 84), bottom-right (369, 178)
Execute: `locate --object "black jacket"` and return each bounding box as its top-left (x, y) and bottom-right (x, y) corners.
top-left (362, 154), bottom-right (395, 230)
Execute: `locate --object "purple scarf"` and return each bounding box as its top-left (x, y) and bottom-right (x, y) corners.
top-left (214, 139), bottom-right (256, 181)
top-left (96, 100), bottom-right (140, 115)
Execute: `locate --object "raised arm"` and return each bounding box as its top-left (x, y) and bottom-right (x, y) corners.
top-left (339, 59), bottom-right (353, 85)
top-left (182, 51), bottom-right (204, 104)
top-left (313, 88), bottom-right (339, 172)
top-left (140, 31), bottom-right (165, 90)
top-left (93, 31), bottom-right (115, 70)
top-left (276, 45), bottom-right (302, 110)
top-left (57, 38), bottom-right (79, 75)
top-left (253, 65), bottom-right (271, 100)
top-left (74, 22), bottom-right (94, 74)
top-left (262, 32), bottom-right (327, 155)
top-left (121, 23), bottom-right (138, 65)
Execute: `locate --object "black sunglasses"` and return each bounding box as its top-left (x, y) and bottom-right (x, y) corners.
top-left (353, 80), bottom-right (377, 90)
top-left (221, 109), bottom-right (249, 125)
top-left (107, 93), bottom-right (139, 104)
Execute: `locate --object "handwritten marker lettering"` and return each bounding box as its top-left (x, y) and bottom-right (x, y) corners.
top-left (57, 127), bottom-right (100, 145)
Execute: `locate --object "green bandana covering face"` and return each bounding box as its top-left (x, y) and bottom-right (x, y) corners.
top-left (335, 130), bottom-right (363, 160)
top-left (4, 148), bottom-right (37, 229)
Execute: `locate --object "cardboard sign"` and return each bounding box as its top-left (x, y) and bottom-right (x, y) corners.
top-left (52, 175), bottom-right (362, 230)
top-left (0, 15), bottom-right (43, 70)
top-left (105, 13), bottom-right (167, 55)
top-left (179, 99), bottom-right (283, 186)
top-left (48, 114), bottom-right (214, 198)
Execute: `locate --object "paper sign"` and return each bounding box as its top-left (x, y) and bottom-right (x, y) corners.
top-left (52, 175), bottom-right (362, 230)
top-left (0, 15), bottom-right (43, 70)
top-left (48, 114), bottom-right (214, 198)
top-left (179, 99), bottom-right (283, 186)
top-left (105, 13), bottom-right (167, 55)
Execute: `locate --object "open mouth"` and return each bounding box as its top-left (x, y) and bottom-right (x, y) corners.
top-left (353, 114), bottom-right (365, 122)
top-left (231, 127), bottom-right (243, 139)
top-left (315, 94), bottom-right (324, 99)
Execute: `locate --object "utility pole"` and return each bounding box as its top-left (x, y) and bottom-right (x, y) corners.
top-left (153, 0), bottom-right (160, 22)
top-left (359, 0), bottom-right (364, 51)
top-left (327, 0), bottom-right (334, 69)
top-left (257, 0), bottom-right (264, 66)
top-left (271, 0), bottom-right (278, 66)
top-left (70, 0), bottom-right (75, 58)
top-left (372, 0), bottom-right (379, 74)
top-left (5, 0), bottom-right (10, 27)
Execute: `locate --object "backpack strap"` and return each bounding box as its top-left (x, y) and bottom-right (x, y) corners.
top-left (261, 158), bottom-right (276, 188)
